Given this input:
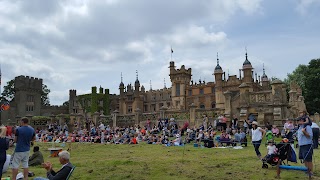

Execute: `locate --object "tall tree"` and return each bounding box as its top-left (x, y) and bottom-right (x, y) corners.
top-left (285, 59), bottom-right (320, 114)
top-left (285, 64), bottom-right (308, 96)
top-left (1, 79), bottom-right (51, 105)
top-left (304, 59), bottom-right (320, 114)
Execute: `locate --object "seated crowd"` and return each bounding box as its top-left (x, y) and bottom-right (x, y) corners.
top-left (29, 118), bottom-right (252, 148)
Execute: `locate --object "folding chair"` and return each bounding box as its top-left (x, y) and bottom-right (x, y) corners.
top-left (66, 166), bottom-right (76, 180)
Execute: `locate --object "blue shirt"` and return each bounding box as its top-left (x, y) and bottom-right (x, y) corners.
top-left (297, 125), bottom-right (313, 146)
top-left (15, 126), bottom-right (35, 152)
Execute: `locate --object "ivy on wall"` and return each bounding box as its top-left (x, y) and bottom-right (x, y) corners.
top-left (91, 86), bottom-right (98, 113)
top-left (77, 87), bottom-right (110, 115)
top-left (104, 89), bottom-right (110, 115)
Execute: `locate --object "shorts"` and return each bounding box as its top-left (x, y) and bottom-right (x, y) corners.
top-left (299, 144), bottom-right (313, 162)
top-left (10, 151), bottom-right (30, 169)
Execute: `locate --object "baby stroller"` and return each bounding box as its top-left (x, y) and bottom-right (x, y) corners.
top-left (262, 139), bottom-right (297, 169)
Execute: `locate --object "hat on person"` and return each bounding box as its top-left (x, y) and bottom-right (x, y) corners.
top-left (282, 138), bottom-right (289, 143)
top-left (252, 121), bottom-right (258, 126)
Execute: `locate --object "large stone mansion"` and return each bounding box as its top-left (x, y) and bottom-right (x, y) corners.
top-left (1, 52), bottom-right (307, 127)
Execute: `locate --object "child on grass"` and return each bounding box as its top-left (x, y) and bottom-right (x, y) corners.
top-left (263, 140), bottom-right (276, 161)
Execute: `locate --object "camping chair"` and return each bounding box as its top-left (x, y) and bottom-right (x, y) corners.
top-left (66, 166), bottom-right (76, 180)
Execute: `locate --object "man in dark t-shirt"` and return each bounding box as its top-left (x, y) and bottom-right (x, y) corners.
top-left (11, 117), bottom-right (35, 180)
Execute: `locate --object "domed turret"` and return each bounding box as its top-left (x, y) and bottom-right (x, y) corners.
top-left (135, 70), bottom-right (140, 86)
top-left (119, 72), bottom-right (124, 87)
top-left (242, 52), bottom-right (252, 69)
top-left (261, 64), bottom-right (268, 82)
top-left (242, 50), bottom-right (254, 83)
top-left (214, 53), bottom-right (223, 74)
top-left (119, 72), bottom-right (125, 96)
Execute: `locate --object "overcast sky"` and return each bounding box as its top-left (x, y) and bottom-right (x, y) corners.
top-left (0, 0), bottom-right (319, 105)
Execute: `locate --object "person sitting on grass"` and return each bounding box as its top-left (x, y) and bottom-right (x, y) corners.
top-left (29, 146), bottom-right (44, 166)
top-left (263, 140), bottom-right (276, 161)
top-left (34, 150), bottom-right (73, 180)
top-left (272, 125), bottom-right (280, 138)
top-left (196, 130), bottom-right (204, 144)
top-left (172, 134), bottom-right (182, 146)
top-left (220, 130), bottom-right (231, 146)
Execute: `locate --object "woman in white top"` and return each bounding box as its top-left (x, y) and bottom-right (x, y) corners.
top-left (251, 121), bottom-right (266, 159)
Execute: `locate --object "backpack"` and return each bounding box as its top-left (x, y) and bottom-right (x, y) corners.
top-left (266, 131), bottom-right (274, 140)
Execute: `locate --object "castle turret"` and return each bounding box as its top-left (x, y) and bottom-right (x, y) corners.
top-left (133, 70), bottom-right (142, 112)
top-left (119, 73), bottom-right (125, 114)
top-left (242, 52), bottom-right (253, 83)
top-left (261, 64), bottom-right (270, 90)
top-left (119, 72), bottom-right (125, 97)
top-left (69, 89), bottom-right (77, 113)
top-left (213, 53), bottom-right (224, 109)
top-left (169, 61), bottom-right (192, 110)
top-left (134, 70), bottom-right (140, 97)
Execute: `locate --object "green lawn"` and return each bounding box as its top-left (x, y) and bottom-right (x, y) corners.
top-left (3, 141), bottom-right (320, 180)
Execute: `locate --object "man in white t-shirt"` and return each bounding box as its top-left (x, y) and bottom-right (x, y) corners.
top-left (98, 122), bottom-right (105, 131)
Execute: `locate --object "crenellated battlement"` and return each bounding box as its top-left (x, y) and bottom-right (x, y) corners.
top-left (14, 75), bottom-right (43, 91)
top-left (69, 89), bottom-right (77, 98)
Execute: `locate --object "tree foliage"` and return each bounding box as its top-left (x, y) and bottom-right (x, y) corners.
top-left (62, 100), bottom-right (69, 107)
top-left (0, 79), bottom-right (15, 102)
top-left (1, 79), bottom-right (51, 105)
top-left (304, 59), bottom-right (320, 114)
top-left (285, 59), bottom-right (320, 114)
top-left (41, 84), bottom-right (50, 105)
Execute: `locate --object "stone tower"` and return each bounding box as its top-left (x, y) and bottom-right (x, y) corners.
top-left (69, 89), bottom-right (77, 114)
top-left (132, 70), bottom-right (142, 112)
top-left (14, 75), bottom-right (42, 116)
top-left (261, 64), bottom-right (270, 90)
top-left (213, 54), bottom-right (224, 109)
top-left (169, 61), bottom-right (192, 110)
top-left (119, 73), bottom-right (125, 114)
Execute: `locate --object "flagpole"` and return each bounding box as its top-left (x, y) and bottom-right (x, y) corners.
top-left (170, 46), bottom-right (173, 61)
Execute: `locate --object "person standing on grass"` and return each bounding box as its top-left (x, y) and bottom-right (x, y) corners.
top-left (11, 117), bottom-right (35, 180)
top-left (0, 126), bottom-right (10, 178)
top-left (251, 121), bottom-right (265, 160)
top-left (297, 117), bottom-right (313, 178)
top-left (311, 122), bottom-right (319, 149)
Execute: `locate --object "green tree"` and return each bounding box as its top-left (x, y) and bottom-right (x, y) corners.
top-left (284, 64), bottom-right (308, 96)
top-left (304, 59), bottom-right (320, 114)
top-left (62, 100), bottom-right (69, 107)
top-left (0, 79), bottom-right (15, 102)
top-left (285, 59), bottom-right (320, 114)
top-left (1, 79), bottom-right (51, 105)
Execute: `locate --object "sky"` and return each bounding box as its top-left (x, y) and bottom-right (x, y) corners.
top-left (0, 0), bottom-right (319, 105)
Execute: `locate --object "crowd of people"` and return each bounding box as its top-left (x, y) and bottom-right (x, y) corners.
top-left (0, 110), bottom-right (319, 179)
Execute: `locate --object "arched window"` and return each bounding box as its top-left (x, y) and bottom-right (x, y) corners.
top-left (200, 104), bottom-right (205, 109)
top-left (211, 102), bottom-right (216, 109)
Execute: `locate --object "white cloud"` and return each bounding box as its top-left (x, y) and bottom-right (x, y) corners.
top-left (0, 0), bottom-right (317, 105)
top-left (296, 0), bottom-right (320, 14)
top-left (236, 0), bottom-right (263, 14)
top-left (168, 25), bottom-right (227, 46)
